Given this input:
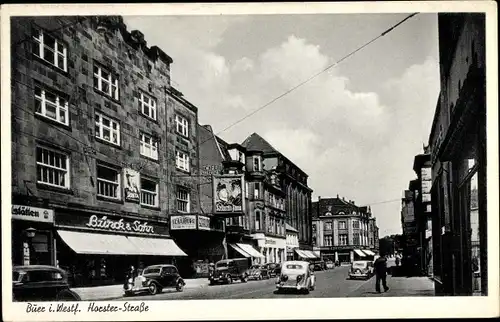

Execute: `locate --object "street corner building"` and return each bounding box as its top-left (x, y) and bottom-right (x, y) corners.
top-left (401, 13), bottom-right (487, 296)
top-left (312, 196), bottom-right (379, 264)
top-left (9, 15), bottom-right (210, 286)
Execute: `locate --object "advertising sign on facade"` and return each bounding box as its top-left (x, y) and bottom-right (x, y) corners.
top-left (12, 205), bottom-right (54, 223)
top-left (422, 193), bottom-right (431, 203)
top-left (86, 215), bottom-right (155, 234)
top-left (421, 180), bottom-right (432, 194)
top-left (197, 216), bottom-right (211, 230)
top-left (421, 167), bottom-right (432, 181)
top-left (55, 211), bottom-right (169, 236)
top-left (213, 175), bottom-right (245, 214)
top-left (171, 215), bottom-right (197, 230)
top-left (123, 168), bottom-right (140, 202)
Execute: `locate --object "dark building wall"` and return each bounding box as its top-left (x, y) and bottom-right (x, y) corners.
top-left (11, 16), bottom-right (199, 223)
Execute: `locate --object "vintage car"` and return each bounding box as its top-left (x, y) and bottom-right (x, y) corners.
top-left (209, 258), bottom-right (249, 285)
top-left (12, 265), bottom-right (81, 302)
top-left (275, 261), bottom-right (316, 294)
top-left (264, 262), bottom-right (281, 277)
top-left (348, 260), bottom-right (374, 280)
top-left (124, 264), bottom-right (185, 296)
top-left (246, 264), bottom-right (270, 280)
top-left (325, 261), bottom-right (335, 269)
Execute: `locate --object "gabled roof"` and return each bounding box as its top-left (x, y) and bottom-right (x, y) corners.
top-left (241, 133), bottom-right (278, 154)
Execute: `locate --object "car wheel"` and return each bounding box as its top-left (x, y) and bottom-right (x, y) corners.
top-left (241, 275), bottom-right (248, 283)
top-left (148, 282), bottom-right (158, 295)
top-left (176, 281), bottom-right (184, 292)
top-left (303, 288), bottom-right (310, 295)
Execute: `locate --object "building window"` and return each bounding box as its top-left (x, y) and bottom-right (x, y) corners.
top-left (93, 65), bottom-right (119, 100)
top-left (176, 187), bottom-right (190, 213)
top-left (253, 156), bottom-right (262, 171)
top-left (353, 220), bottom-right (360, 229)
top-left (140, 133), bottom-right (158, 160)
top-left (339, 234), bottom-right (348, 246)
top-left (34, 86), bottom-right (69, 125)
top-left (36, 146), bottom-right (70, 189)
top-left (97, 164), bottom-right (120, 199)
top-left (255, 210), bottom-right (261, 230)
top-left (95, 112), bottom-right (120, 145)
top-left (254, 182), bottom-right (261, 199)
top-left (32, 28), bottom-right (67, 71)
top-left (175, 150), bottom-right (190, 172)
top-left (324, 221), bottom-right (332, 231)
top-left (353, 233), bottom-right (360, 245)
top-left (324, 235), bottom-right (333, 246)
top-left (175, 115), bottom-right (189, 137)
top-left (140, 92), bottom-right (157, 120)
top-left (140, 177), bottom-right (158, 207)
top-left (339, 221), bottom-right (346, 230)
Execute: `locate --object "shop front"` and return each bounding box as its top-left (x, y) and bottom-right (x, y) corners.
top-left (12, 204), bottom-right (56, 267)
top-left (253, 234), bottom-right (286, 264)
top-left (169, 214), bottom-right (226, 277)
top-left (54, 208), bottom-right (186, 287)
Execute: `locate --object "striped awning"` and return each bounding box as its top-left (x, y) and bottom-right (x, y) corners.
top-left (363, 249), bottom-right (376, 256)
top-left (353, 249), bottom-right (366, 257)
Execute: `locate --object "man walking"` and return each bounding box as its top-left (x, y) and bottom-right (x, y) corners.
top-left (374, 253), bottom-right (389, 293)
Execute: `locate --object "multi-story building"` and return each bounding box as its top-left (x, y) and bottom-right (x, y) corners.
top-left (312, 196), bottom-right (378, 264)
top-left (242, 133), bottom-right (314, 252)
top-left (10, 16), bottom-right (202, 286)
top-left (427, 13), bottom-right (487, 296)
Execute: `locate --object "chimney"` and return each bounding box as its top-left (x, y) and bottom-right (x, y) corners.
top-left (336, 194), bottom-right (339, 198)
top-left (318, 196), bottom-right (321, 201)
top-left (342, 197), bottom-right (345, 201)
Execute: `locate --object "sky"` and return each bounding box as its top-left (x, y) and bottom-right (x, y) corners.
top-left (123, 13), bottom-right (440, 238)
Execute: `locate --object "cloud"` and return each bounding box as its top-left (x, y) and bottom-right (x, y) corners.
top-left (122, 17), bottom-right (440, 237)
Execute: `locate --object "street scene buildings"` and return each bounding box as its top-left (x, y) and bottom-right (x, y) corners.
top-left (6, 9), bottom-right (493, 304)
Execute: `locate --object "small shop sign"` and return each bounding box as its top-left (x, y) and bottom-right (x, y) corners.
top-left (123, 168), bottom-right (140, 202)
top-left (197, 216), bottom-right (211, 230)
top-left (170, 215), bottom-right (197, 230)
top-left (12, 205), bottom-right (54, 223)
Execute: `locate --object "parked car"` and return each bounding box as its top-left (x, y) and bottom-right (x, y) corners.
top-left (124, 264), bottom-right (185, 296)
top-left (209, 258), bottom-right (249, 285)
top-left (246, 264), bottom-right (270, 280)
top-left (310, 260), bottom-right (326, 271)
top-left (276, 261), bottom-right (316, 294)
top-left (12, 265), bottom-right (81, 302)
top-left (348, 260), bottom-right (374, 280)
top-left (325, 261), bottom-right (335, 269)
top-left (264, 263), bottom-right (281, 277)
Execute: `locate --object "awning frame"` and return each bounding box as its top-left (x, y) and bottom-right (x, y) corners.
top-left (229, 244), bottom-right (251, 258)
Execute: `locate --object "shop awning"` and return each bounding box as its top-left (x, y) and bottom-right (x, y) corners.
top-left (236, 243), bottom-right (265, 258)
top-left (57, 230), bottom-right (139, 255)
top-left (353, 249), bottom-right (366, 257)
top-left (363, 249), bottom-right (375, 256)
top-left (295, 249), bottom-right (314, 259)
top-left (127, 236), bottom-right (187, 257)
top-left (312, 251), bottom-right (321, 258)
top-left (303, 250), bottom-right (318, 259)
top-left (229, 244), bottom-right (251, 258)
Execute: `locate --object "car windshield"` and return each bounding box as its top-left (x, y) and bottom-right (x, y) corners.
top-left (250, 265), bottom-right (261, 269)
top-left (353, 262), bottom-right (367, 268)
top-left (216, 262), bottom-right (228, 268)
top-left (143, 267), bottom-right (161, 274)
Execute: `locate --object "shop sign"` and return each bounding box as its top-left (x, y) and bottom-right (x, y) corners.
top-left (171, 215), bottom-right (197, 230)
top-left (123, 168), bottom-right (140, 202)
top-left (200, 164), bottom-right (222, 176)
top-left (264, 237), bottom-right (286, 248)
top-left (197, 216), bottom-right (211, 230)
top-left (422, 193), bottom-right (431, 203)
top-left (12, 205), bottom-right (54, 223)
top-left (421, 167), bottom-right (432, 181)
top-left (86, 215), bottom-right (154, 234)
top-left (213, 175), bottom-right (245, 214)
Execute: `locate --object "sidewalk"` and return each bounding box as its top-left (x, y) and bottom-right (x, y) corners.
top-left (72, 278), bottom-right (210, 301)
top-left (347, 275), bottom-right (435, 297)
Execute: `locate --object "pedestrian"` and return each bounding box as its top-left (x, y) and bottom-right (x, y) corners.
top-left (374, 253), bottom-right (389, 293)
top-left (395, 255), bottom-right (400, 267)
